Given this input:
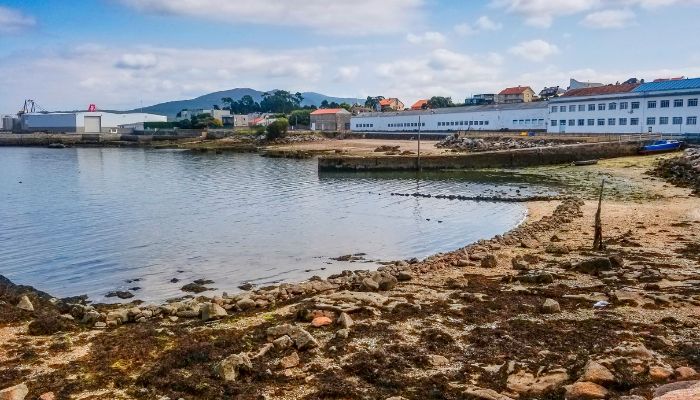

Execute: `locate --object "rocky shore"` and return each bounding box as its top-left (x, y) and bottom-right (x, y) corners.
top-left (651, 148), bottom-right (700, 194)
top-left (437, 135), bottom-right (582, 153)
top-left (1, 154), bottom-right (699, 400)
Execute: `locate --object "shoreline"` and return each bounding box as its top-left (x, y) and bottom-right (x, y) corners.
top-left (1, 153), bottom-right (699, 399)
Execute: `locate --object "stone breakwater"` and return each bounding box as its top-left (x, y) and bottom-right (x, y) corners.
top-left (1, 190), bottom-right (699, 399)
top-left (437, 134), bottom-right (581, 152)
top-left (652, 148), bottom-right (700, 194)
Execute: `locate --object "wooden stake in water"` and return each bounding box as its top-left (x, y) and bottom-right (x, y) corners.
top-left (593, 179), bottom-right (605, 250)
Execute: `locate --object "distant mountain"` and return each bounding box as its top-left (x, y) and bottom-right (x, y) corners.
top-left (130, 88), bottom-right (362, 118)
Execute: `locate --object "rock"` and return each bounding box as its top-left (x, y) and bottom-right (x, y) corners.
top-left (236, 298), bottom-right (256, 311)
top-left (565, 381), bottom-right (608, 399)
top-left (397, 272), bottom-right (412, 281)
top-left (251, 343), bottom-right (273, 359)
top-left (267, 324), bottom-right (318, 350)
top-left (463, 387), bottom-right (514, 400)
top-left (38, 393), bottom-right (55, 400)
top-left (512, 256), bottom-right (530, 271)
top-left (517, 271), bottom-right (554, 284)
top-left (337, 312), bottom-right (353, 329)
top-left (654, 380), bottom-right (700, 397)
top-left (273, 335), bottom-right (294, 350)
top-left (0, 383), bottom-right (29, 400)
top-left (386, 397), bottom-right (409, 400)
top-left (361, 277), bottom-right (380, 291)
top-left (180, 283), bottom-right (209, 293)
top-left (214, 353), bottom-right (252, 382)
top-left (507, 369), bottom-right (569, 396)
top-left (579, 361), bottom-right (615, 385)
top-left (521, 238), bottom-right (540, 249)
top-left (481, 254), bottom-right (498, 268)
top-left (311, 316), bottom-right (332, 327)
top-left (372, 272), bottom-right (398, 291)
top-left (427, 354), bottom-right (449, 367)
top-left (93, 321), bottom-right (107, 329)
top-left (456, 259), bottom-right (471, 267)
top-left (105, 290), bottom-right (134, 299)
top-left (336, 328), bottom-right (349, 339)
top-left (279, 351), bottom-right (300, 369)
top-left (201, 302), bottom-right (227, 321)
top-left (542, 298), bottom-right (561, 314)
top-left (545, 243), bottom-right (570, 255)
top-left (649, 366), bottom-right (674, 381)
top-left (573, 258), bottom-right (614, 275)
top-left (609, 254), bottom-right (624, 269)
top-left (675, 367), bottom-right (698, 379)
top-left (106, 309), bottom-right (129, 325)
top-left (16, 295), bottom-right (33, 312)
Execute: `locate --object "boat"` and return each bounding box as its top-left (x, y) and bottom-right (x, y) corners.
top-left (47, 143), bottom-right (67, 149)
top-left (639, 140), bottom-right (682, 154)
top-left (572, 159), bottom-right (598, 166)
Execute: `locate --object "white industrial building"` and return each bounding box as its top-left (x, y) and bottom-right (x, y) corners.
top-left (20, 112), bottom-right (167, 133)
top-left (351, 102), bottom-right (548, 133)
top-left (547, 78), bottom-right (700, 135)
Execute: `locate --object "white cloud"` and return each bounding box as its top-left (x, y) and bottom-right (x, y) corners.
top-left (454, 15), bottom-right (502, 36)
top-left (115, 53), bottom-right (158, 69)
top-left (508, 39), bottom-right (559, 62)
top-left (581, 9), bottom-right (636, 29)
top-left (118, 0), bottom-right (423, 35)
top-left (335, 66), bottom-right (359, 82)
top-left (406, 31), bottom-right (446, 46)
top-left (0, 6), bottom-right (36, 34)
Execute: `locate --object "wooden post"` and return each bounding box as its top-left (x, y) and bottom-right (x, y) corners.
top-left (593, 179), bottom-right (605, 250)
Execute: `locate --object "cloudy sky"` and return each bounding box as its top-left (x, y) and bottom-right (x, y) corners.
top-left (1, 0), bottom-right (700, 114)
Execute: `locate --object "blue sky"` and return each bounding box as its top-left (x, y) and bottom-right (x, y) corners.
top-left (1, 0), bottom-right (699, 114)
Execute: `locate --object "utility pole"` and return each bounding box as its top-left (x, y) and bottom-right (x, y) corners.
top-left (417, 114), bottom-right (422, 171)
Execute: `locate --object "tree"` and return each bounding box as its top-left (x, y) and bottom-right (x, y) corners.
top-left (339, 102), bottom-right (352, 111)
top-left (427, 96), bottom-right (454, 109)
top-left (260, 90), bottom-right (302, 113)
top-left (289, 109), bottom-right (311, 126)
top-left (364, 96), bottom-right (384, 110)
top-left (265, 118), bottom-right (289, 140)
top-left (320, 100), bottom-right (330, 109)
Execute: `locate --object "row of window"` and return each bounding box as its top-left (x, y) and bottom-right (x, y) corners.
top-left (437, 120), bottom-right (489, 127)
top-left (512, 119), bottom-right (545, 125)
top-left (356, 123), bottom-right (374, 128)
top-left (388, 122), bottom-right (425, 128)
top-left (551, 98), bottom-right (699, 113)
top-left (551, 116), bottom-right (698, 127)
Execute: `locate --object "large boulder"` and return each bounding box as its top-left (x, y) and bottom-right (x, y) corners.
top-left (652, 381), bottom-right (700, 400)
top-left (579, 361), bottom-right (615, 385)
top-left (267, 324), bottom-right (318, 350)
top-left (0, 383), bottom-right (29, 400)
top-left (214, 353), bottom-right (252, 382)
top-left (573, 258), bottom-right (613, 275)
top-left (200, 302), bottom-right (227, 321)
top-left (507, 369), bottom-right (569, 396)
top-left (565, 381), bottom-right (608, 399)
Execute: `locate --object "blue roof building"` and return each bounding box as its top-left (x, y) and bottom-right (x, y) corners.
top-left (633, 77), bottom-right (700, 92)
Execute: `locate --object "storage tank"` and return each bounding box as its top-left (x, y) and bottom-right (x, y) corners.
top-left (1, 115), bottom-right (13, 131)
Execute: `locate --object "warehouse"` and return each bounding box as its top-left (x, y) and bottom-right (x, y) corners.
top-left (351, 102), bottom-right (548, 133)
top-left (20, 112), bottom-right (167, 133)
top-left (310, 108), bottom-right (351, 132)
top-left (547, 78), bottom-right (700, 135)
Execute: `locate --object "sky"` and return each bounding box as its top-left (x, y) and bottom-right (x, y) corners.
top-left (1, 0), bottom-right (700, 114)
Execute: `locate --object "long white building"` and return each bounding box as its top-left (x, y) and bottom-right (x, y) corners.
top-left (351, 102), bottom-right (548, 133)
top-left (547, 78), bottom-right (700, 135)
top-left (20, 111), bottom-right (167, 133)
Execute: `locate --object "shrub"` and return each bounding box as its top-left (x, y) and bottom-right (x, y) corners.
top-left (265, 118), bottom-right (289, 140)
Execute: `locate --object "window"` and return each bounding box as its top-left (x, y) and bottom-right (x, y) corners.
top-left (659, 117), bottom-right (668, 125)
top-left (598, 103), bottom-right (606, 111)
top-left (660, 100), bottom-right (670, 108)
top-left (631, 102), bottom-right (640, 109)
top-left (619, 118), bottom-right (627, 125)
top-left (551, 120), bottom-right (557, 126)
top-left (620, 102), bottom-right (629, 110)
top-left (578, 105), bottom-right (585, 112)
top-left (568, 119), bottom-right (575, 126)
top-left (559, 106), bottom-right (566, 112)
top-left (569, 105), bottom-right (576, 112)
top-left (688, 116), bottom-right (697, 125)
top-left (539, 119), bottom-right (544, 124)
top-left (578, 119), bottom-right (585, 126)
top-left (674, 99), bottom-right (683, 107)
top-left (479, 121), bottom-right (484, 125)
top-left (560, 120), bottom-right (566, 126)
top-left (631, 118), bottom-right (639, 126)
top-left (598, 119), bottom-right (605, 126)
top-left (648, 101), bottom-right (657, 108)
top-left (673, 117), bottom-right (683, 125)
top-left (689, 99), bottom-right (698, 107)
top-left (647, 117), bottom-right (656, 125)
top-left (485, 121), bottom-right (489, 125)
top-left (587, 119), bottom-right (595, 126)
top-left (608, 118), bottom-right (616, 126)
top-left (588, 104), bottom-right (596, 111)
top-left (525, 119), bottom-right (531, 124)
top-left (551, 106), bottom-right (557, 113)
top-left (513, 120), bottom-right (518, 125)
top-left (609, 102), bottom-right (617, 110)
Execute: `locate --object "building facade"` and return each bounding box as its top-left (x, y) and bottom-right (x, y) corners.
top-left (310, 108), bottom-right (352, 131)
top-left (351, 102), bottom-right (548, 133)
top-left (498, 86), bottom-right (535, 104)
top-left (547, 78), bottom-right (700, 135)
top-left (20, 112), bottom-right (167, 133)
top-left (379, 98), bottom-right (404, 111)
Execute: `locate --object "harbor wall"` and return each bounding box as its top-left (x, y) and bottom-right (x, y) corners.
top-left (318, 141), bottom-right (644, 171)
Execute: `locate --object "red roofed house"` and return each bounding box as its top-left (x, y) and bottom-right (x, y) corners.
top-left (379, 98), bottom-right (404, 111)
top-left (410, 99), bottom-right (429, 110)
top-left (310, 108), bottom-right (352, 132)
top-left (498, 86), bottom-right (535, 104)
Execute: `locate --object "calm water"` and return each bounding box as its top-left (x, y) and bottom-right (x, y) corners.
top-left (0, 147), bottom-right (544, 303)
